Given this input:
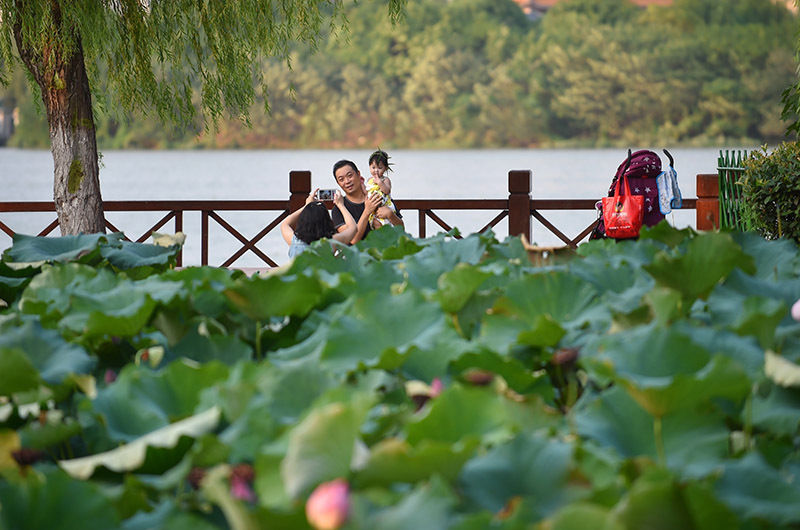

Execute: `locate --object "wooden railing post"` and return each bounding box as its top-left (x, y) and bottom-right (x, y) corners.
top-left (508, 170), bottom-right (531, 241)
top-left (289, 170), bottom-right (312, 212)
top-left (696, 173), bottom-right (719, 231)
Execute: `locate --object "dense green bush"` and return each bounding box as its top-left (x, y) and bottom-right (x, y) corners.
top-left (741, 141), bottom-right (800, 242)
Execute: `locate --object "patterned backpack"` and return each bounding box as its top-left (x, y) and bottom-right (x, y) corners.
top-left (590, 150), bottom-right (666, 240)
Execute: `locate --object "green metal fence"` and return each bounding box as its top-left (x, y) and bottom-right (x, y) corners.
top-left (717, 149), bottom-right (750, 230)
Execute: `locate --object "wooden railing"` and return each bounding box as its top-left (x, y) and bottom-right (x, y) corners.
top-left (0, 171), bottom-right (713, 268)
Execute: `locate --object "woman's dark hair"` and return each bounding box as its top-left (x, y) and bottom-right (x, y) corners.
top-left (368, 149), bottom-right (392, 172)
top-left (295, 202), bottom-right (336, 244)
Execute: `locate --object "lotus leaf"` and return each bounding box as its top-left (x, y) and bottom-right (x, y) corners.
top-left (732, 231), bottom-right (800, 280)
top-left (281, 396), bottom-right (372, 499)
top-left (644, 231), bottom-right (755, 302)
top-left (121, 500), bottom-right (219, 530)
top-left (364, 475), bottom-right (457, 530)
top-left (59, 406), bottom-right (220, 479)
top-left (585, 325), bottom-right (750, 416)
top-left (0, 347), bottom-right (41, 395)
top-left (400, 233), bottom-right (488, 289)
top-left (545, 503), bottom-right (624, 530)
top-left (316, 290), bottom-right (449, 373)
top-left (3, 232), bottom-right (124, 264)
top-left (492, 270), bottom-right (598, 327)
top-left (434, 263), bottom-right (494, 314)
top-left (224, 273), bottom-right (325, 320)
top-left (92, 361), bottom-right (228, 442)
top-left (459, 432), bottom-right (573, 517)
top-left (100, 239), bottom-right (179, 270)
top-left (751, 383), bottom-right (800, 437)
top-left (574, 387), bottom-right (730, 478)
top-left (404, 383), bottom-right (556, 445)
top-left (714, 451), bottom-right (800, 525)
top-left (0, 468), bottom-right (119, 529)
top-left (354, 437), bottom-right (479, 486)
top-left (0, 319), bottom-right (95, 387)
top-left (613, 469), bottom-right (696, 530)
top-left (168, 328), bottom-right (252, 365)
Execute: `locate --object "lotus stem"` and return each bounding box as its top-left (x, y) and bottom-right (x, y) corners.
top-left (255, 320), bottom-right (262, 360)
top-left (653, 415), bottom-right (666, 466)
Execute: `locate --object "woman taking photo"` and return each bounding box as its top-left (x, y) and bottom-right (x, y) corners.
top-left (280, 189), bottom-right (356, 258)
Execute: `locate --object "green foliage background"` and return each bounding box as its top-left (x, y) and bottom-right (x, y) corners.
top-left (1, 0), bottom-right (797, 149)
top-left (741, 141), bottom-right (800, 242)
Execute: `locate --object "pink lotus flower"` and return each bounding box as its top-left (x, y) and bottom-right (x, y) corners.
top-left (104, 369), bottom-right (117, 384)
top-left (230, 464), bottom-right (256, 502)
top-left (430, 377), bottom-right (444, 397)
top-left (792, 299), bottom-right (800, 322)
top-left (306, 478), bottom-right (350, 530)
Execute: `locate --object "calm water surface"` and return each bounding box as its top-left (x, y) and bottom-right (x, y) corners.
top-left (0, 147), bottom-right (746, 266)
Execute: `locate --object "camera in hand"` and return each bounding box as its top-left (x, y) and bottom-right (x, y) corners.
top-left (317, 189), bottom-right (336, 201)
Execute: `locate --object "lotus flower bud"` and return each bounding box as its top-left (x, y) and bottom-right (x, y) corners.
top-left (306, 478), bottom-right (350, 530)
top-left (430, 377), bottom-right (444, 397)
top-left (104, 369), bottom-right (117, 384)
top-left (792, 299), bottom-right (800, 322)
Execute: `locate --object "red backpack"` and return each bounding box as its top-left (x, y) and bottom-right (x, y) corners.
top-left (591, 150), bottom-right (666, 240)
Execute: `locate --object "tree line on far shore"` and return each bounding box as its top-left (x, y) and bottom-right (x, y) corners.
top-left (2, 0), bottom-right (796, 150)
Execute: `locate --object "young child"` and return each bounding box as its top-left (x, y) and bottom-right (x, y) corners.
top-left (364, 149), bottom-right (396, 229)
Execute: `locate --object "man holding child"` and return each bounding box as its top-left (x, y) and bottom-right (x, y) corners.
top-left (331, 159), bottom-right (403, 245)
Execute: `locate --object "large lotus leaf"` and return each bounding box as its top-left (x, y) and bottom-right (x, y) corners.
top-left (731, 231), bottom-right (800, 280)
top-left (702, 291), bottom-right (786, 349)
top-left (3, 232), bottom-right (125, 264)
top-left (638, 222), bottom-right (695, 249)
top-left (354, 437), bottom-right (479, 487)
top-left (91, 360), bottom-right (229, 442)
top-left (317, 290), bottom-right (449, 373)
top-left (492, 270), bottom-right (598, 327)
top-left (60, 407), bottom-right (219, 479)
top-left (545, 503), bottom-right (624, 530)
top-left (573, 387), bottom-right (730, 478)
top-left (397, 325), bottom-right (472, 382)
top-left (404, 383), bottom-right (557, 445)
top-left (168, 328), bottom-right (252, 365)
top-left (681, 481), bottom-right (741, 530)
top-left (100, 240), bottom-right (179, 270)
top-left (0, 320), bottom-right (93, 388)
top-left (400, 233), bottom-right (488, 290)
top-left (0, 347), bottom-right (41, 396)
top-left (18, 262), bottom-right (102, 320)
top-left (122, 500), bottom-right (219, 530)
top-left (476, 312), bottom-right (565, 356)
top-left (433, 263), bottom-right (494, 314)
top-left (644, 231), bottom-right (755, 301)
top-left (362, 475), bottom-right (457, 530)
top-left (19, 264), bottom-right (167, 338)
top-left (281, 398), bottom-right (371, 499)
top-left (0, 467), bottom-right (119, 529)
top-left (751, 384), bottom-right (800, 436)
top-left (714, 451), bottom-right (800, 525)
top-left (458, 431), bottom-right (574, 516)
top-left (584, 325), bottom-right (750, 416)
top-left (576, 237), bottom-right (661, 268)
top-left (718, 268), bottom-right (800, 317)
top-left (672, 322), bottom-right (765, 374)
top-left (58, 282), bottom-right (158, 337)
top-left (224, 272), bottom-right (325, 320)
top-left (613, 469), bottom-right (696, 530)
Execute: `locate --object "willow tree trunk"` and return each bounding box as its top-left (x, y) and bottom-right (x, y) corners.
top-left (13, 12), bottom-right (105, 235)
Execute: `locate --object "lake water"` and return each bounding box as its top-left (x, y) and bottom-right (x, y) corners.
top-left (0, 147), bottom-right (748, 266)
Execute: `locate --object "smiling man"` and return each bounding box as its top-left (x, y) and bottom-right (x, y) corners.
top-left (331, 159), bottom-right (403, 244)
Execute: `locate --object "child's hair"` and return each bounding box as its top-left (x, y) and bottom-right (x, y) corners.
top-left (294, 202), bottom-right (336, 244)
top-left (368, 149), bottom-right (393, 172)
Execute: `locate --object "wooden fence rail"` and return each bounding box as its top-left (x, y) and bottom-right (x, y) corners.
top-left (1, 171), bottom-right (714, 267)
